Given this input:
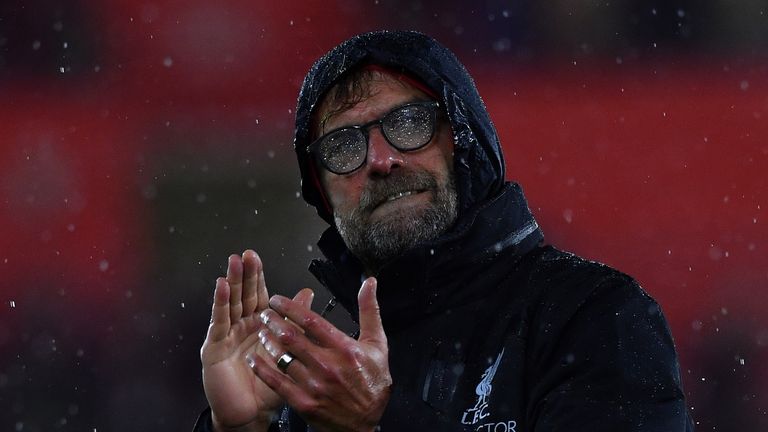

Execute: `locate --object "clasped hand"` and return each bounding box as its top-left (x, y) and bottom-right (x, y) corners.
top-left (200, 250), bottom-right (391, 432)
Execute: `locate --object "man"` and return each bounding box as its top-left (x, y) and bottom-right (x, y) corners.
top-left (195, 31), bottom-right (693, 431)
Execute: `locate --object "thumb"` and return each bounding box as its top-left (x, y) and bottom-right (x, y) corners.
top-left (358, 277), bottom-right (386, 347)
top-left (292, 288), bottom-right (315, 310)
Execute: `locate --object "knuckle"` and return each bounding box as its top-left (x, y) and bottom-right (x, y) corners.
top-left (301, 313), bottom-right (319, 329)
top-left (306, 378), bottom-right (324, 396)
top-left (275, 327), bottom-right (298, 345)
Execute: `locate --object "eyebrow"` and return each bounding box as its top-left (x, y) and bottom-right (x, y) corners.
top-left (321, 97), bottom-right (433, 133)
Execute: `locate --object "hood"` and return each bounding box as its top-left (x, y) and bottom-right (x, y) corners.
top-left (294, 30), bottom-right (506, 225)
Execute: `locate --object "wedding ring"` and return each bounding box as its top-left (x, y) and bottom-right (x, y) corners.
top-left (276, 352), bottom-right (295, 373)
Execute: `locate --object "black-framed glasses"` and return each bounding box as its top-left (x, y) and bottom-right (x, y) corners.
top-left (308, 101), bottom-right (440, 175)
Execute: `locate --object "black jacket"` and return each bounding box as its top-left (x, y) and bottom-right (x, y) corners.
top-left (195, 31), bottom-right (693, 431)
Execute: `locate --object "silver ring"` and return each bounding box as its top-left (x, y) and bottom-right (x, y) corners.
top-left (276, 352), bottom-right (295, 373)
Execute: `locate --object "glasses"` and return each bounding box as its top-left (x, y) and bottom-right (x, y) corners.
top-left (309, 101), bottom-right (440, 175)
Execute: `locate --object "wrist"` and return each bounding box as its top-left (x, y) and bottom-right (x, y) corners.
top-left (211, 412), bottom-right (272, 432)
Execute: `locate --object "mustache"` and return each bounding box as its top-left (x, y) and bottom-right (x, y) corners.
top-left (358, 170), bottom-right (438, 213)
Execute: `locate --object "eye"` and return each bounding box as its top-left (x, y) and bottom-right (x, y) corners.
top-left (383, 105), bottom-right (434, 149)
top-left (319, 129), bottom-right (366, 173)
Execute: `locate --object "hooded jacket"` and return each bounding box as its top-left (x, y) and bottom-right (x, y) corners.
top-left (195, 31), bottom-right (692, 431)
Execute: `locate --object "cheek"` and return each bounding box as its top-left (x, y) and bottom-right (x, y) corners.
top-left (322, 175), bottom-right (362, 213)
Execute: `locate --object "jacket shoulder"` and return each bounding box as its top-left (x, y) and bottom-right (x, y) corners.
top-left (520, 247), bottom-right (690, 430)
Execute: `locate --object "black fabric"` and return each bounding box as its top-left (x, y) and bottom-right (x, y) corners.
top-left (194, 31), bottom-right (693, 431)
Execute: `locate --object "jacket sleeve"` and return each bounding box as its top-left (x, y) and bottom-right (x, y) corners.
top-left (192, 406), bottom-right (303, 432)
top-left (525, 274), bottom-right (694, 431)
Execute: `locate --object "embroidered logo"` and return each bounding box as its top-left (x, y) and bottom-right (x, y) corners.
top-left (461, 349), bottom-right (505, 425)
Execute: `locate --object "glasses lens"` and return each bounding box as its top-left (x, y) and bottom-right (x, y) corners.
top-left (382, 104), bottom-right (435, 151)
top-left (318, 128), bottom-right (367, 174)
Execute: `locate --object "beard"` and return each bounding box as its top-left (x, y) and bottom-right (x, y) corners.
top-left (334, 169), bottom-right (458, 274)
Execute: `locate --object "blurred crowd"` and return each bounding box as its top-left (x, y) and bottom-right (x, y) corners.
top-left (1, 1), bottom-right (766, 430)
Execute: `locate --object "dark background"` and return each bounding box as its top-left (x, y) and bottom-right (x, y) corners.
top-left (1, 1), bottom-right (766, 430)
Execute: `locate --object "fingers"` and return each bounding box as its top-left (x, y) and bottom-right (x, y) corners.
top-left (241, 250), bottom-right (264, 317)
top-left (357, 277), bottom-right (387, 348)
top-left (292, 288), bottom-right (315, 310)
top-left (247, 352), bottom-right (311, 411)
top-left (259, 308), bottom-right (327, 371)
top-left (206, 277), bottom-right (231, 342)
top-left (226, 254), bottom-right (244, 320)
top-left (256, 325), bottom-right (315, 384)
top-left (268, 296), bottom-right (347, 349)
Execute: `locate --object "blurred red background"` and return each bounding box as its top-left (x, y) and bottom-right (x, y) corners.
top-left (1, 1), bottom-right (766, 430)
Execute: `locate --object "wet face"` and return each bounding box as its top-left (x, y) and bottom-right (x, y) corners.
top-left (315, 72), bottom-right (458, 273)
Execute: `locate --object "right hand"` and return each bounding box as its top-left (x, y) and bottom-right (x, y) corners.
top-left (200, 250), bottom-right (314, 432)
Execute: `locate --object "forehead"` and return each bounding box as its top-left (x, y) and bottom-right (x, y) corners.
top-left (315, 72), bottom-right (431, 133)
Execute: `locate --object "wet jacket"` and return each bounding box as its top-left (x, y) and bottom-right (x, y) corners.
top-left (195, 31), bottom-right (692, 431)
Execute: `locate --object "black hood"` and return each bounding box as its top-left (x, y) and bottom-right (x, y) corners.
top-left (294, 30), bottom-right (506, 225)
top-left (293, 31), bottom-right (544, 330)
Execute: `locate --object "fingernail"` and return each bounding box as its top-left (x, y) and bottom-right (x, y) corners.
top-left (269, 295), bottom-right (286, 308)
top-left (258, 329), bottom-right (267, 344)
top-left (259, 310), bottom-right (270, 324)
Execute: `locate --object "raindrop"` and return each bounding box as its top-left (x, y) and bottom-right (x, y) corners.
top-left (563, 209), bottom-right (574, 224)
top-left (677, 9), bottom-right (686, 18)
top-left (59, 66), bottom-right (66, 73)
top-left (196, 193), bottom-right (207, 203)
top-left (53, 21), bottom-right (64, 31)
top-left (9, 300), bottom-right (16, 308)
top-left (429, 249), bottom-right (435, 255)
top-left (739, 358), bottom-right (745, 365)
top-left (99, 259), bottom-right (109, 272)
top-left (267, 150), bottom-right (275, 159)
top-left (32, 40), bottom-right (41, 50)
top-left (63, 41), bottom-right (68, 49)
top-left (651, 8), bottom-right (657, 15)
top-left (307, 245), bottom-right (313, 252)
top-left (94, 65), bottom-right (101, 73)
top-left (502, 9), bottom-right (510, 18)
top-left (15, 422), bottom-right (23, 431)
top-left (740, 80), bottom-right (749, 91)
top-left (691, 320), bottom-right (703, 331)
top-left (180, 302), bottom-right (185, 309)
top-left (168, 226), bottom-right (175, 233)
top-left (67, 224), bottom-right (76, 232)
top-left (163, 57), bottom-right (173, 68)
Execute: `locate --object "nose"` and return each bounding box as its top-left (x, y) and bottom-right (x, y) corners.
top-left (365, 127), bottom-right (404, 176)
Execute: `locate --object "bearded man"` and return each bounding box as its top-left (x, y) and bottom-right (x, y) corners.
top-left (195, 31), bottom-right (693, 432)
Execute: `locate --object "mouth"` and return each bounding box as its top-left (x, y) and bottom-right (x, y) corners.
top-left (386, 190), bottom-right (419, 202)
top-left (368, 189), bottom-right (429, 214)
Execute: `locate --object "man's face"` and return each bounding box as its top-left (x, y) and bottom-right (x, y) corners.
top-left (316, 73), bottom-right (458, 272)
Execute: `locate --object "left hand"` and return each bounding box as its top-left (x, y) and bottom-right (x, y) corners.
top-left (248, 277), bottom-right (391, 432)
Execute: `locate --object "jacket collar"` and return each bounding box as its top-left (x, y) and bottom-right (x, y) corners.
top-left (309, 182), bottom-right (543, 334)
